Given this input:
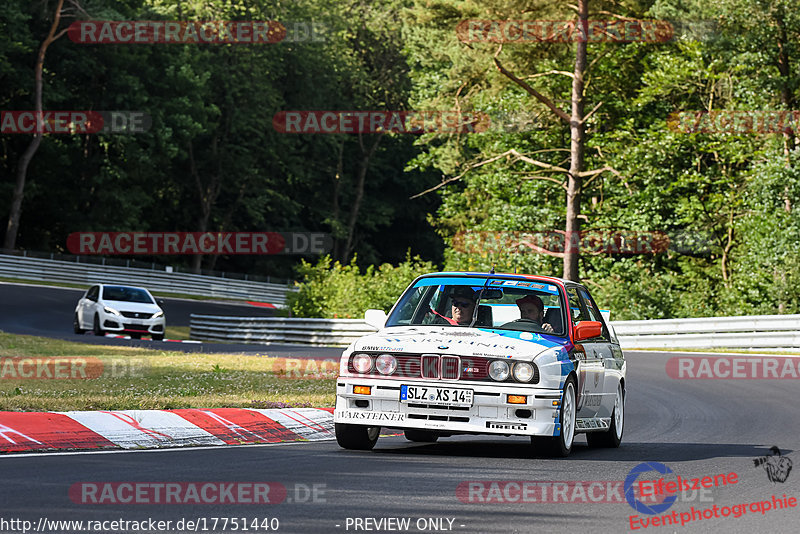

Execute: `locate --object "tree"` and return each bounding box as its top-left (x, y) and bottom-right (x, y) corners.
top-left (4, 0), bottom-right (83, 250)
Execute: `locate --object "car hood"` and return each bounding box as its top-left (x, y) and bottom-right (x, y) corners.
top-left (352, 326), bottom-right (569, 359)
top-left (100, 300), bottom-right (161, 313)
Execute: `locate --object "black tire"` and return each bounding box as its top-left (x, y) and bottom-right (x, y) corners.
top-left (152, 334), bottom-right (164, 341)
top-left (531, 376), bottom-right (577, 457)
top-left (130, 333), bottom-right (142, 340)
top-left (404, 429), bottom-right (439, 443)
top-left (335, 423), bottom-right (380, 450)
top-left (92, 314), bottom-right (104, 336)
top-left (586, 381), bottom-right (624, 448)
top-left (73, 313), bottom-right (85, 334)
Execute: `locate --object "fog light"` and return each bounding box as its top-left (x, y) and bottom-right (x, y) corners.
top-left (353, 385), bottom-right (371, 395)
top-left (552, 400), bottom-right (560, 406)
top-left (508, 394), bottom-right (527, 404)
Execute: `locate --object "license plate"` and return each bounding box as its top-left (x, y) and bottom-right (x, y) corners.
top-left (400, 385), bottom-right (473, 407)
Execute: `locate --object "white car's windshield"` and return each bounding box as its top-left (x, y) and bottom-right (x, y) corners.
top-left (385, 276), bottom-right (567, 336)
top-left (102, 286), bottom-right (154, 304)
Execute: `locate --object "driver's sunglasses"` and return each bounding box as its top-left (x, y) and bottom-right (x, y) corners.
top-left (452, 299), bottom-right (475, 308)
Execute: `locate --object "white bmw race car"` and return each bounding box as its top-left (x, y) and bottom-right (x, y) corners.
top-left (334, 271), bottom-right (626, 457)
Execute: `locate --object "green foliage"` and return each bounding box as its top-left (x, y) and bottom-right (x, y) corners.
top-left (288, 253), bottom-right (439, 318)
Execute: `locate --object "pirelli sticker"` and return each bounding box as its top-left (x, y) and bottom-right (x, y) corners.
top-left (486, 421), bottom-right (528, 431)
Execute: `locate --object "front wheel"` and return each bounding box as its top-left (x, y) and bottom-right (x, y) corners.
top-left (532, 376), bottom-right (577, 457)
top-left (152, 334), bottom-right (164, 341)
top-left (587, 381), bottom-right (624, 448)
top-left (335, 423), bottom-right (380, 450)
top-left (92, 314), bottom-right (104, 336)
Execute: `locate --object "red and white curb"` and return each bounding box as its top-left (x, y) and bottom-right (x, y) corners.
top-left (0, 408), bottom-right (334, 453)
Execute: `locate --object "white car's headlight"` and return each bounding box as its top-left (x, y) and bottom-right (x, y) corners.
top-left (152, 311), bottom-right (164, 319)
top-left (375, 354), bottom-right (397, 375)
top-left (352, 353), bottom-right (373, 373)
top-left (489, 360), bottom-right (510, 381)
top-left (103, 306), bottom-right (121, 316)
top-left (513, 362), bottom-right (535, 383)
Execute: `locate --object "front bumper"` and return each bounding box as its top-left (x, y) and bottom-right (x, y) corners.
top-left (334, 377), bottom-right (564, 437)
top-left (101, 313), bottom-right (165, 335)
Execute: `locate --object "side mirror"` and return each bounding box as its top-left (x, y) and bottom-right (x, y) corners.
top-left (156, 298), bottom-right (165, 307)
top-left (364, 309), bottom-right (387, 330)
top-left (574, 320), bottom-right (602, 341)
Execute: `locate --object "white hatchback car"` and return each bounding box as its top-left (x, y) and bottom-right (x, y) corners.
top-left (73, 284), bottom-right (166, 340)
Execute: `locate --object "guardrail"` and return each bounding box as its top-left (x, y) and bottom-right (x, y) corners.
top-left (612, 314), bottom-right (800, 349)
top-left (189, 313), bottom-right (800, 349)
top-left (190, 316), bottom-right (374, 345)
top-left (0, 254), bottom-right (292, 305)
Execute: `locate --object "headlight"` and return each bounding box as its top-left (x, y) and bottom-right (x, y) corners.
top-left (489, 360), bottom-right (510, 381)
top-left (152, 311), bottom-right (164, 319)
top-left (352, 353), bottom-right (373, 373)
top-left (513, 362), bottom-right (535, 383)
top-left (375, 354), bottom-right (397, 375)
top-left (103, 306), bottom-right (121, 316)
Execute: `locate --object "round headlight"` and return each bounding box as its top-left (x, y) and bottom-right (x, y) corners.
top-left (488, 360), bottom-right (510, 381)
top-left (513, 362), bottom-right (535, 382)
top-left (375, 354), bottom-right (397, 375)
top-left (352, 353), bottom-right (373, 374)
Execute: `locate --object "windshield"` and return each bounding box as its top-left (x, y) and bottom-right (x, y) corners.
top-left (385, 276), bottom-right (567, 336)
top-left (102, 286), bottom-right (155, 304)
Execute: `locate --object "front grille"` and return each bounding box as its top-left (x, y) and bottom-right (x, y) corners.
top-left (421, 354), bottom-right (439, 378)
top-left (346, 353), bottom-right (532, 383)
top-left (121, 311), bottom-right (152, 319)
top-left (441, 356), bottom-right (460, 379)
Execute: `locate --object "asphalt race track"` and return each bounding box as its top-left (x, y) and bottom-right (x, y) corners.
top-left (0, 282), bottom-right (341, 357)
top-left (1, 350), bottom-right (798, 533)
top-left (1, 282), bottom-right (799, 532)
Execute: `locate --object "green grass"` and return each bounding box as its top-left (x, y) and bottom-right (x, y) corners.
top-left (0, 332), bottom-right (336, 411)
top-left (164, 326), bottom-right (191, 340)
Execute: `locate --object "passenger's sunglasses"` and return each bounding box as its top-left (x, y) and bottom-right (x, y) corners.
top-left (452, 299), bottom-right (475, 308)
